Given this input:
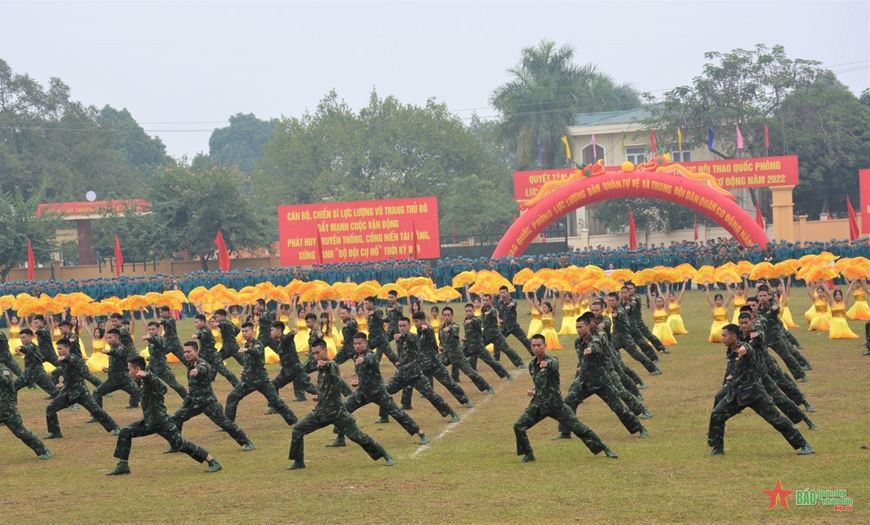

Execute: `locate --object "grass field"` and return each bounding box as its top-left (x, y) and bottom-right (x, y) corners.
top-left (1, 290), bottom-right (868, 524)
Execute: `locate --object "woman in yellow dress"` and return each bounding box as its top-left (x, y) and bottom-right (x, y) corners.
top-left (209, 316), bottom-right (223, 352)
top-left (3, 310), bottom-right (23, 353)
top-left (650, 294), bottom-right (677, 346)
top-left (558, 292), bottom-right (578, 336)
top-left (408, 301), bottom-right (423, 335)
top-left (828, 287), bottom-right (859, 339)
top-left (85, 325), bottom-right (109, 374)
top-left (318, 311), bottom-right (338, 358)
top-left (706, 285), bottom-right (731, 343)
top-left (576, 293), bottom-right (591, 317)
top-left (846, 278), bottom-right (870, 321)
top-left (808, 285), bottom-right (832, 332)
top-left (775, 277), bottom-right (799, 328)
top-left (730, 280), bottom-right (749, 324)
top-left (666, 279), bottom-right (689, 335)
top-left (537, 301), bottom-right (562, 350)
top-left (356, 308), bottom-right (369, 336)
top-left (428, 306), bottom-right (442, 345)
top-left (471, 298), bottom-right (495, 353)
top-left (524, 291), bottom-right (543, 338)
top-left (294, 305), bottom-right (311, 355)
top-left (804, 282), bottom-right (825, 324)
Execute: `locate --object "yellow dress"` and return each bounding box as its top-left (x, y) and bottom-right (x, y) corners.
top-left (212, 327), bottom-right (223, 351)
top-left (846, 291), bottom-right (870, 320)
top-left (294, 318), bottom-right (310, 354)
top-left (577, 300), bottom-right (591, 316)
top-left (527, 309), bottom-right (543, 338)
top-left (652, 308), bottom-right (677, 346)
top-left (540, 313), bottom-right (562, 350)
top-left (731, 296), bottom-right (746, 324)
top-left (321, 323), bottom-right (338, 358)
top-left (709, 306), bottom-right (728, 343)
top-left (8, 325), bottom-right (22, 354)
top-left (430, 317), bottom-right (441, 345)
top-left (86, 339), bottom-right (109, 374)
top-left (558, 304), bottom-right (578, 335)
top-left (780, 298), bottom-right (798, 328)
top-left (230, 315), bottom-right (242, 327)
top-left (280, 314), bottom-right (292, 334)
top-left (804, 300), bottom-right (819, 324)
top-left (808, 300), bottom-right (831, 331)
top-left (829, 302), bottom-right (858, 339)
top-left (52, 326), bottom-right (62, 343)
top-left (667, 302), bottom-right (688, 335)
top-left (356, 313), bottom-right (369, 336)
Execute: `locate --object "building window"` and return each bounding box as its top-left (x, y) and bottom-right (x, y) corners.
top-left (671, 150), bottom-right (692, 162)
top-left (626, 147), bottom-right (645, 165)
top-left (582, 143), bottom-right (606, 164)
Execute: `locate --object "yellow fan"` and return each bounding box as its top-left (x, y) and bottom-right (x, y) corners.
top-left (749, 262), bottom-right (775, 280)
top-left (632, 269), bottom-right (657, 286)
top-left (378, 284), bottom-right (408, 299)
top-left (409, 285), bottom-right (438, 302)
top-left (593, 277), bottom-right (621, 293)
top-left (772, 261), bottom-right (796, 279)
top-left (834, 258), bottom-right (853, 272)
top-left (410, 277), bottom-right (433, 288)
top-left (163, 289), bottom-right (189, 303)
top-left (435, 286), bottom-right (462, 302)
top-left (714, 268), bottom-right (741, 284)
top-left (841, 266), bottom-right (868, 281)
top-left (360, 280), bottom-right (381, 289)
top-left (656, 269), bottom-right (680, 284)
top-left (396, 277), bottom-right (415, 290)
top-left (285, 279), bottom-right (304, 296)
top-left (299, 290), bottom-right (320, 303)
top-left (543, 278), bottom-right (572, 292)
top-left (188, 287), bottom-right (208, 303)
top-left (609, 269), bottom-right (634, 282)
top-left (807, 266), bottom-right (838, 283)
top-left (0, 294), bottom-right (16, 310)
top-left (583, 266), bottom-right (606, 279)
top-left (265, 288), bottom-right (291, 304)
top-left (351, 284), bottom-right (380, 302)
top-left (331, 282), bottom-right (358, 299)
top-left (451, 271), bottom-right (477, 288)
top-left (316, 289), bottom-right (340, 302)
top-left (512, 268), bottom-right (535, 285)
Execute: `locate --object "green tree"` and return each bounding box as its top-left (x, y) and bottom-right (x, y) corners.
top-left (91, 203), bottom-right (162, 263)
top-left (146, 157), bottom-right (273, 270)
top-left (490, 39), bottom-right (639, 170)
top-left (440, 174), bottom-right (517, 236)
top-left (209, 113), bottom-right (277, 172)
top-left (97, 105), bottom-right (169, 171)
top-left (0, 189), bottom-right (64, 282)
top-left (775, 76), bottom-right (870, 218)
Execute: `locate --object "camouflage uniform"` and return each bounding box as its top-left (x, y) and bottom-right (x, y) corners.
top-left (35, 326), bottom-right (59, 366)
top-left (0, 331), bottom-right (22, 377)
top-left (481, 305), bottom-right (524, 367)
top-left (46, 353), bottom-right (118, 435)
top-left (194, 326), bottom-right (238, 386)
top-left (379, 332), bottom-right (454, 419)
top-left (270, 333), bottom-right (316, 400)
top-left (145, 334), bottom-right (187, 400)
top-left (610, 304), bottom-right (659, 374)
top-left (289, 359), bottom-right (387, 465)
top-left (514, 355), bottom-right (608, 458)
top-left (707, 341), bottom-right (807, 450)
top-left (114, 371), bottom-right (210, 464)
top-left (756, 304), bottom-right (808, 381)
top-left (596, 317), bottom-right (647, 412)
top-left (335, 349), bottom-right (421, 439)
top-left (92, 342), bottom-right (141, 409)
top-left (440, 321), bottom-right (492, 392)
top-left (171, 357), bottom-right (251, 447)
top-left (400, 324), bottom-right (469, 408)
top-left (160, 317), bottom-right (185, 362)
top-left (50, 332), bottom-right (101, 387)
top-left (497, 298), bottom-right (533, 356)
top-left (217, 320), bottom-right (243, 365)
top-left (0, 364), bottom-right (49, 456)
top-left (13, 342), bottom-right (60, 397)
top-left (333, 317), bottom-right (358, 365)
top-left (224, 338), bottom-right (298, 426)
top-left (627, 295), bottom-right (666, 354)
top-left (462, 316), bottom-right (511, 379)
top-left (367, 309), bottom-right (399, 364)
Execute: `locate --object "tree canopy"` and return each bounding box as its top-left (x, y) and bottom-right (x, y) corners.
top-left (209, 113), bottom-right (276, 172)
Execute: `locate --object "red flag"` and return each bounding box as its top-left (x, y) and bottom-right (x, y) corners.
top-left (410, 221), bottom-right (417, 260)
top-left (315, 227), bottom-right (323, 265)
top-left (847, 196), bottom-right (860, 241)
top-left (27, 239), bottom-right (35, 280)
top-left (649, 130), bottom-right (656, 153)
top-left (114, 235), bottom-right (123, 276)
top-left (628, 208), bottom-right (637, 250)
top-left (214, 230), bottom-right (230, 272)
top-left (763, 123), bottom-right (770, 149)
top-left (755, 204), bottom-right (765, 230)
top-left (693, 215), bottom-right (698, 240)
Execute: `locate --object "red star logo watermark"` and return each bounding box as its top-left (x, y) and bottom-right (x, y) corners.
top-left (763, 479), bottom-right (795, 510)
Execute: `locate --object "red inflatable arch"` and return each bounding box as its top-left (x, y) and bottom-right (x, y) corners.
top-left (494, 171), bottom-right (769, 258)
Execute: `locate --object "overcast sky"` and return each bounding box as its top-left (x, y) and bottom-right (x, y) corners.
top-left (3, 0), bottom-right (868, 157)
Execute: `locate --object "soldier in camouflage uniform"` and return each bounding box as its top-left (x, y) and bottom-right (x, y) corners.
top-left (735, 312), bottom-right (818, 430)
top-left (590, 301), bottom-right (650, 408)
top-left (107, 355), bottom-right (222, 475)
top-left (514, 334), bottom-right (617, 463)
top-left (214, 309), bottom-right (243, 365)
top-left (143, 322), bottom-right (187, 400)
top-left (329, 333), bottom-right (429, 447)
top-left (334, 306), bottom-right (359, 365)
top-left (14, 328), bottom-right (60, 397)
top-left (755, 287), bottom-right (809, 382)
top-left (385, 290), bottom-right (403, 340)
top-left (92, 328), bottom-right (141, 410)
top-left (268, 322), bottom-right (316, 405)
top-left (363, 297), bottom-right (399, 365)
top-left (253, 299), bottom-right (275, 348)
top-left (287, 339), bottom-right (395, 470)
top-left (168, 341), bottom-right (254, 453)
top-left (224, 323), bottom-right (298, 426)
top-left (44, 339), bottom-right (119, 439)
top-left (159, 306), bottom-right (185, 362)
top-left (498, 286), bottom-right (533, 356)
top-left (462, 304), bottom-right (513, 381)
top-left (191, 314), bottom-right (238, 387)
top-left (625, 283), bottom-right (669, 355)
top-left (400, 312), bottom-right (472, 409)
top-left (379, 318), bottom-right (460, 423)
top-left (605, 293), bottom-right (662, 375)
top-left (0, 330), bottom-right (22, 377)
top-left (52, 320), bottom-right (102, 387)
top-left (481, 294), bottom-right (525, 368)
top-left (1, 362), bottom-right (51, 459)
top-left (554, 314), bottom-right (649, 440)
top-left (619, 287), bottom-right (660, 363)
top-left (439, 307), bottom-right (493, 394)
top-left (707, 324), bottom-right (814, 456)
top-left (30, 316), bottom-right (59, 367)
top-left (303, 314), bottom-right (353, 397)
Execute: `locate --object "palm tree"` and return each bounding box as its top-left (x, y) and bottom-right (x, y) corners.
top-left (490, 40), bottom-right (639, 170)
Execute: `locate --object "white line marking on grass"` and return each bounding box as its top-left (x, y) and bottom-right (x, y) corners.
top-left (410, 368), bottom-right (527, 459)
